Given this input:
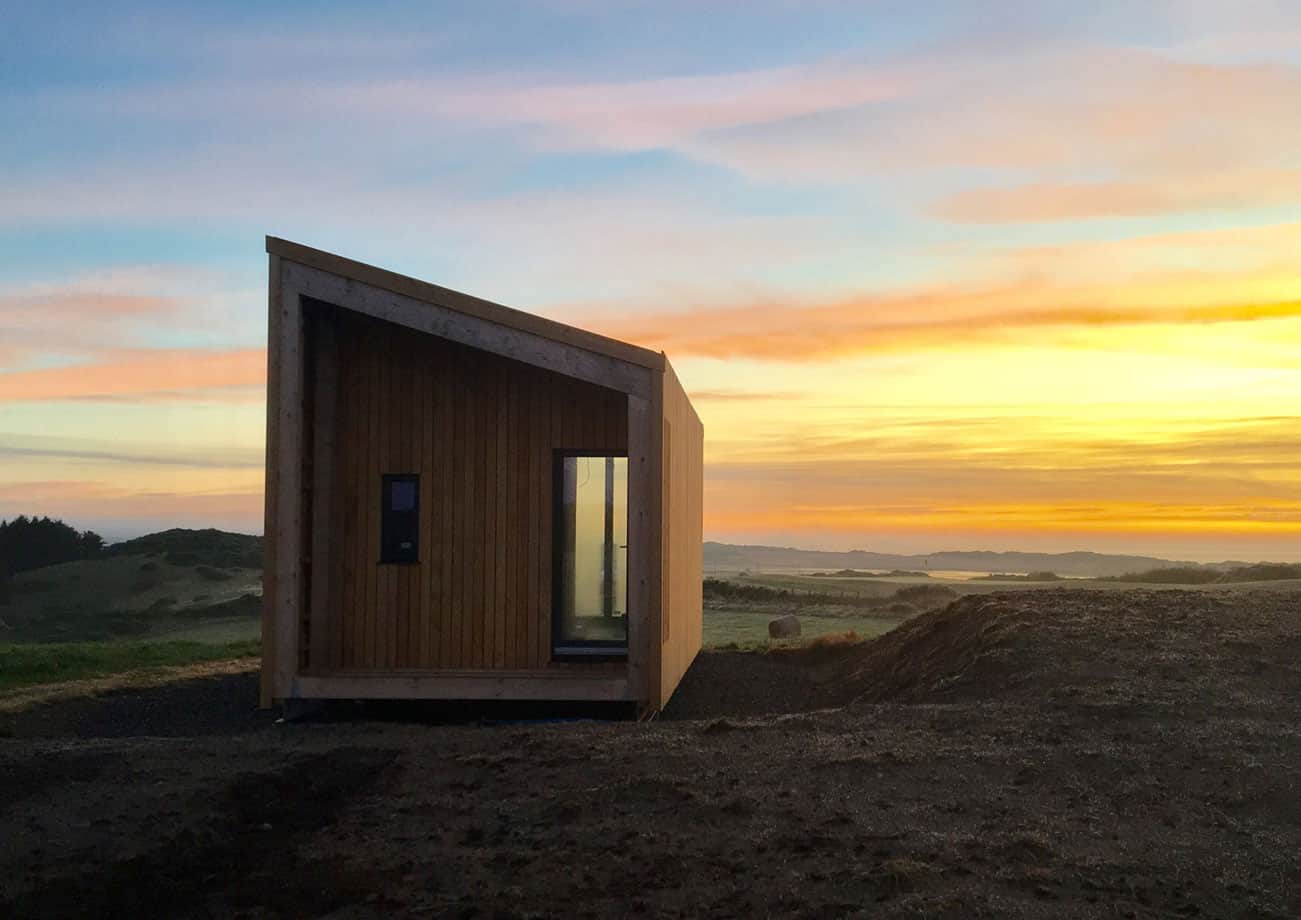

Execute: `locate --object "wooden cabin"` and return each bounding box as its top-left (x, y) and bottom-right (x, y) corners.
top-left (260, 238), bottom-right (703, 716)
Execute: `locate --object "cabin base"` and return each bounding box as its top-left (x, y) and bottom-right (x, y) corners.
top-left (283, 671), bottom-right (635, 704)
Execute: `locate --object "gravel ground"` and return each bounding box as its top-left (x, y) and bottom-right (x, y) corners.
top-left (2, 587), bottom-right (1299, 918)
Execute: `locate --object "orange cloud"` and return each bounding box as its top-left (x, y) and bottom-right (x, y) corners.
top-left (591, 289), bottom-right (1301, 362)
top-left (0, 348), bottom-right (266, 401)
top-left (699, 413), bottom-right (1301, 554)
top-left (0, 291), bottom-right (183, 369)
top-left (688, 389), bottom-right (804, 402)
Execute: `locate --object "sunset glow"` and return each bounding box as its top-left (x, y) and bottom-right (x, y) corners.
top-left (3, 2), bottom-right (1299, 559)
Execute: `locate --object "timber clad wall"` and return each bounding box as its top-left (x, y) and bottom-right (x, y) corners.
top-left (305, 305), bottom-right (628, 672)
top-left (656, 358), bottom-right (704, 708)
top-left (262, 238), bottom-right (701, 711)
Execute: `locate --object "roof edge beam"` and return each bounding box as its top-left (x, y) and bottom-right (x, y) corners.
top-left (281, 260), bottom-right (654, 399)
top-left (267, 236), bottom-right (663, 372)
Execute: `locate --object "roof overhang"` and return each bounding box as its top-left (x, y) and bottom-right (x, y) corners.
top-left (266, 236), bottom-right (664, 375)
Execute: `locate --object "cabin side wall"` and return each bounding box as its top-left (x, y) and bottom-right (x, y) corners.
top-left (656, 358), bottom-right (704, 709)
top-left (309, 305), bottom-right (629, 673)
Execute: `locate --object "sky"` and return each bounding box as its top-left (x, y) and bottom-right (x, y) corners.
top-left (2, 1), bottom-right (1300, 561)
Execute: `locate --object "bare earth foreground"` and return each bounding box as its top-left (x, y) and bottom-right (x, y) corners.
top-left (3, 588), bottom-right (1300, 918)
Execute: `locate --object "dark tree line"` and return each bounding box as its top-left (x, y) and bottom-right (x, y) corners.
top-left (0, 515), bottom-right (105, 581)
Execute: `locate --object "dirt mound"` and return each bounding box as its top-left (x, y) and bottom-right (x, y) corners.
top-left (833, 588), bottom-right (1301, 706)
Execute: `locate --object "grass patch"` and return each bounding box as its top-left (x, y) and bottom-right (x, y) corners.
top-left (0, 638), bottom-right (260, 692)
top-left (1097, 563), bottom-right (1301, 584)
top-left (704, 608), bottom-right (900, 648)
top-left (703, 577), bottom-right (956, 610)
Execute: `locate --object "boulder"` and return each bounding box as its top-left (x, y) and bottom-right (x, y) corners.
top-left (768, 614), bottom-right (801, 639)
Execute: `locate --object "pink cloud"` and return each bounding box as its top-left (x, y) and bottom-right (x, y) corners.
top-left (682, 46), bottom-right (1301, 203)
top-left (0, 289), bottom-right (180, 368)
top-left (0, 268), bottom-right (260, 372)
top-left (0, 348), bottom-right (266, 401)
top-left (400, 60), bottom-right (914, 151)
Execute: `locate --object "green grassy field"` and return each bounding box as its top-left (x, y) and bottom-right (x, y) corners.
top-left (0, 536), bottom-right (265, 694)
top-left (0, 638), bottom-right (260, 692)
top-left (4, 554), bottom-right (261, 644)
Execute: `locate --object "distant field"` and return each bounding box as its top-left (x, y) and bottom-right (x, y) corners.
top-left (722, 572), bottom-right (900, 599)
top-left (704, 608), bottom-right (902, 648)
top-left (700, 569), bottom-right (1301, 650)
top-left (730, 570), bottom-right (1301, 600)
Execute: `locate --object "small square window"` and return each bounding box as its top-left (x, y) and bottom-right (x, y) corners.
top-left (390, 479), bottom-right (417, 512)
top-left (381, 474), bottom-right (419, 564)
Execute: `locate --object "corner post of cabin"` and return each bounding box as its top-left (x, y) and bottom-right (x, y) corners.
top-left (272, 265), bottom-right (307, 703)
top-left (648, 363), bottom-right (667, 712)
top-left (626, 392), bottom-right (657, 711)
top-left (259, 252), bottom-right (282, 709)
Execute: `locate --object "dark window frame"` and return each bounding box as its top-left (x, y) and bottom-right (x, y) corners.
top-left (551, 449), bottom-right (629, 660)
top-left (380, 473), bottom-right (420, 565)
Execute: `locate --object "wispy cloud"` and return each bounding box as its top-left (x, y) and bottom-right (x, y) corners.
top-left (591, 287), bottom-right (1301, 361)
top-left (0, 433), bottom-right (263, 469)
top-left (933, 170), bottom-right (1301, 223)
top-left (0, 268), bottom-right (261, 370)
top-left (0, 348), bottom-right (265, 401)
top-left (688, 389), bottom-right (804, 402)
top-left (686, 47), bottom-right (1301, 186)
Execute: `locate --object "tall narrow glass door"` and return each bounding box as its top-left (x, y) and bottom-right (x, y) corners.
top-left (554, 454), bottom-right (628, 654)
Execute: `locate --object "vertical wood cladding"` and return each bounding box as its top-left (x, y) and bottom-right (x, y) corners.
top-left (311, 306), bottom-right (627, 671)
top-left (657, 358), bottom-right (705, 707)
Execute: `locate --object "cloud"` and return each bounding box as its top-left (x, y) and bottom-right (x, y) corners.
top-left (688, 389), bottom-right (804, 402)
top-left (0, 287), bottom-right (180, 369)
top-left (0, 268), bottom-right (262, 370)
top-left (933, 170), bottom-right (1301, 223)
top-left (0, 348), bottom-right (266, 401)
top-left (699, 413), bottom-right (1301, 547)
top-left (74, 385), bottom-right (266, 404)
top-left (22, 52), bottom-right (914, 152)
top-left (589, 285), bottom-right (1301, 362)
top-left (686, 46), bottom-right (1301, 180)
top-left (374, 59), bottom-right (914, 152)
top-left (0, 433), bottom-right (263, 469)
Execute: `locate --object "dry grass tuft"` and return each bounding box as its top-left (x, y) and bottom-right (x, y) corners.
top-left (770, 630), bottom-right (863, 659)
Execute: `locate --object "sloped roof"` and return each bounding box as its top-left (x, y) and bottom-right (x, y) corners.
top-left (266, 236), bottom-right (664, 371)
